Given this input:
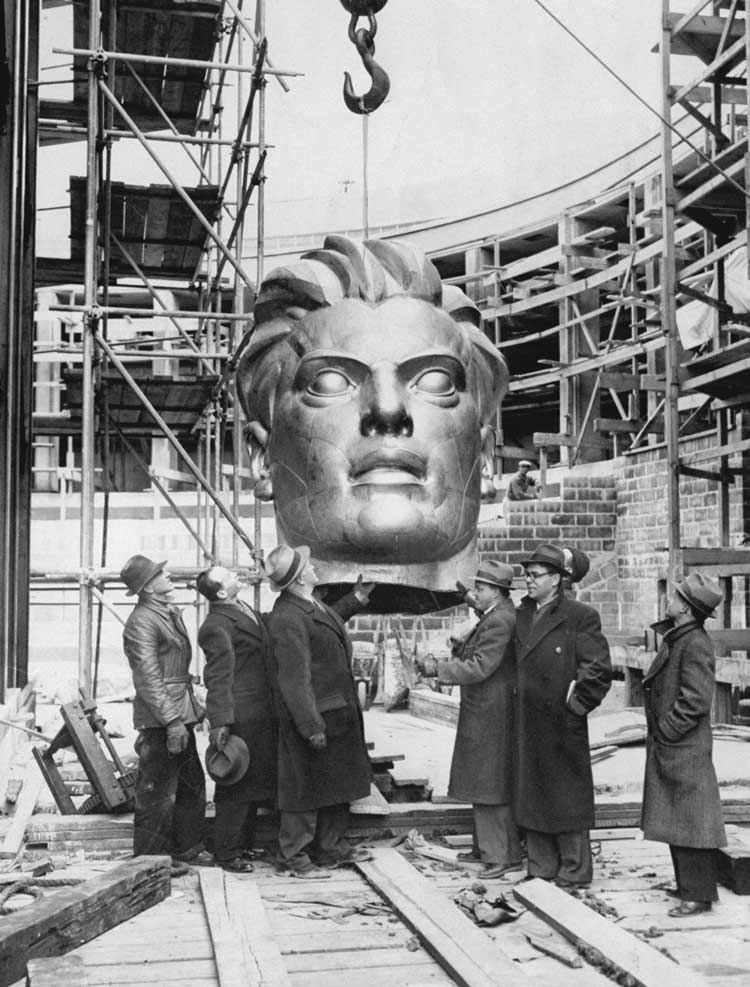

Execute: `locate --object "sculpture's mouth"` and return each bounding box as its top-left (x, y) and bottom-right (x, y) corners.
top-left (349, 449), bottom-right (427, 486)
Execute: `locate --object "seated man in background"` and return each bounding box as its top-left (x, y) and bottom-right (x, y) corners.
top-left (506, 460), bottom-right (539, 501)
top-left (196, 565), bottom-right (277, 873)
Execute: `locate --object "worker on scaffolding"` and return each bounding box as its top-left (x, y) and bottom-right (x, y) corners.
top-left (121, 554), bottom-right (208, 877)
top-left (506, 460), bottom-right (540, 501)
top-left (196, 565), bottom-right (277, 873)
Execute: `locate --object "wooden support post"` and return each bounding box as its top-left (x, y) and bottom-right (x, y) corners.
top-left (0, 856), bottom-right (171, 987)
top-left (357, 848), bottom-right (527, 987)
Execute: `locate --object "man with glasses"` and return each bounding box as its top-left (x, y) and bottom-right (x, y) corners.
top-left (514, 544), bottom-right (612, 888)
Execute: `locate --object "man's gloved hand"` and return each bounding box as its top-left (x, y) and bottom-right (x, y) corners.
top-left (308, 731), bottom-right (327, 751)
top-left (209, 725), bottom-right (230, 750)
top-left (353, 573), bottom-right (376, 603)
top-left (415, 654), bottom-right (438, 677)
top-left (166, 720), bottom-right (189, 755)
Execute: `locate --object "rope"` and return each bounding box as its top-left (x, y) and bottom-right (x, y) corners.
top-left (0, 875), bottom-right (84, 914)
top-left (532, 0), bottom-right (750, 204)
top-left (0, 881), bottom-right (44, 915)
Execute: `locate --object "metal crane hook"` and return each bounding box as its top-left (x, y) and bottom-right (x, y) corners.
top-left (339, 1), bottom-right (390, 115)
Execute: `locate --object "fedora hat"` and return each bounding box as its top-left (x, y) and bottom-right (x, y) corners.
top-left (120, 554), bottom-right (166, 596)
top-left (475, 560), bottom-right (514, 589)
top-left (675, 572), bottom-right (723, 619)
top-left (264, 544), bottom-right (310, 591)
top-left (521, 543), bottom-right (567, 575)
top-left (205, 735), bottom-right (250, 786)
top-left (562, 546), bottom-right (590, 583)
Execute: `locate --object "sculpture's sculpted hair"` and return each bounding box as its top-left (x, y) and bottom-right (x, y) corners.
top-left (237, 236), bottom-right (508, 432)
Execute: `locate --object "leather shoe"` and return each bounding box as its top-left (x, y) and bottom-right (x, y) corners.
top-left (457, 850), bottom-right (481, 862)
top-left (481, 860), bottom-right (524, 879)
top-left (221, 857), bottom-right (254, 873)
top-left (667, 900), bottom-right (711, 917)
top-left (663, 887), bottom-right (681, 899)
top-left (554, 878), bottom-right (590, 889)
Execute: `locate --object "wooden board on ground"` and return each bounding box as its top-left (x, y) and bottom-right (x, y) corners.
top-left (25, 955), bottom-right (87, 986)
top-left (0, 855), bottom-right (170, 987)
top-left (357, 848), bottom-right (529, 987)
top-left (0, 760), bottom-right (45, 859)
top-left (514, 877), bottom-right (710, 987)
top-left (224, 875), bottom-right (291, 986)
top-left (199, 870), bottom-right (261, 987)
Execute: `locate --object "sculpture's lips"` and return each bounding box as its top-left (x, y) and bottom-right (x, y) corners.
top-left (349, 450), bottom-right (427, 485)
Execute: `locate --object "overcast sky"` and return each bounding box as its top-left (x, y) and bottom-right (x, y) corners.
top-left (38, 1), bottom-right (701, 252)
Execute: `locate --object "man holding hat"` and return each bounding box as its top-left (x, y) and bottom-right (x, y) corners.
top-left (641, 572), bottom-right (727, 917)
top-left (507, 460), bottom-right (539, 502)
top-left (121, 555), bottom-right (207, 874)
top-left (264, 545), bottom-right (374, 878)
top-left (196, 566), bottom-right (277, 873)
top-left (418, 560), bottom-right (522, 878)
top-left (515, 543), bottom-right (611, 887)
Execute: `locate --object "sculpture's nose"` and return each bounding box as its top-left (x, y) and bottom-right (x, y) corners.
top-left (360, 362), bottom-right (413, 437)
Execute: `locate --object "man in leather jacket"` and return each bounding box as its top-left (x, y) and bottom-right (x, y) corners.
top-left (121, 554), bottom-right (206, 874)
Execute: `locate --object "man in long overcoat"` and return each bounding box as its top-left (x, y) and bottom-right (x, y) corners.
top-left (196, 565), bottom-right (277, 872)
top-left (515, 543), bottom-right (612, 887)
top-left (418, 560), bottom-right (521, 878)
top-left (641, 571), bottom-right (727, 917)
top-left (121, 555), bottom-right (207, 876)
top-left (265, 544), bottom-right (373, 878)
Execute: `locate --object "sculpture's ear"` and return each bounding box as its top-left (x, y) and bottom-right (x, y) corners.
top-left (479, 425), bottom-right (497, 501)
top-left (243, 420), bottom-right (274, 501)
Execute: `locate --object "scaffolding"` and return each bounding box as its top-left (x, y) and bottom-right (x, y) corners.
top-left (22, 0), bottom-right (298, 697)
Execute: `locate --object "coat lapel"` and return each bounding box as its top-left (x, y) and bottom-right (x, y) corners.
top-left (517, 596), bottom-right (567, 658)
top-left (643, 621), bottom-right (699, 682)
top-left (210, 601), bottom-right (263, 640)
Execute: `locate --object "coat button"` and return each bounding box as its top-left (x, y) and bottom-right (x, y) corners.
top-left (555, 646), bottom-right (562, 654)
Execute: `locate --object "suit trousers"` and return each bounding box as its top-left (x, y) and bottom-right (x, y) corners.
top-left (212, 782), bottom-right (260, 862)
top-left (526, 828), bottom-right (593, 884)
top-left (277, 803), bottom-right (351, 869)
top-left (670, 844), bottom-right (719, 902)
top-left (472, 804), bottom-right (523, 866)
top-left (133, 725), bottom-right (206, 859)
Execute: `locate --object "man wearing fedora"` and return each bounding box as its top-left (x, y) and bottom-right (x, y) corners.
top-left (121, 555), bottom-right (207, 874)
top-left (196, 566), bottom-right (277, 873)
top-left (515, 543), bottom-right (612, 887)
top-left (641, 572), bottom-right (727, 917)
top-left (264, 544), bottom-right (373, 878)
top-left (417, 560), bottom-right (522, 878)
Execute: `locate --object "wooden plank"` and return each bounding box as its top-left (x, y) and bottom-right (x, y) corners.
top-left (533, 432), bottom-right (576, 447)
top-left (225, 876), bottom-right (290, 986)
top-left (74, 959), bottom-right (216, 984)
top-left (199, 869), bottom-right (261, 987)
top-left (0, 856), bottom-right (171, 987)
top-left (0, 760), bottom-right (45, 859)
top-left (514, 878), bottom-right (710, 987)
top-left (356, 849), bottom-right (528, 987)
top-left (287, 966), bottom-right (452, 987)
top-left (26, 956), bottom-right (87, 986)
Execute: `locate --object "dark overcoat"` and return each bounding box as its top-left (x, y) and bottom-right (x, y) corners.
top-left (266, 592), bottom-right (372, 812)
top-left (641, 620), bottom-right (726, 848)
top-left (514, 593), bottom-right (612, 832)
top-left (198, 600), bottom-right (277, 803)
top-left (436, 597), bottom-right (516, 804)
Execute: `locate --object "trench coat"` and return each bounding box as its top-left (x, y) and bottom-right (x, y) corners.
top-left (198, 600), bottom-right (277, 803)
top-left (514, 593), bottom-right (612, 832)
top-left (266, 592), bottom-right (372, 813)
top-left (641, 620), bottom-right (726, 849)
top-left (436, 597), bottom-right (516, 804)
top-left (123, 597), bottom-right (204, 729)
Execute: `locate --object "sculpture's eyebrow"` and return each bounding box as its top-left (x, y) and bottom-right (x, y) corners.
top-left (298, 348), bottom-right (464, 372)
top-left (298, 349), bottom-right (370, 372)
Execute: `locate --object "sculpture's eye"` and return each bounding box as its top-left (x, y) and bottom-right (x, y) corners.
top-left (412, 369), bottom-right (455, 397)
top-left (308, 369), bottom-right (353, 397)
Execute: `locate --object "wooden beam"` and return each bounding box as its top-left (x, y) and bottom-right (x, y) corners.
top-left (533, 432), bottom-right (576, 447)
top-left (200, 869), bottom-right (262, 987)
top-left (679, 435), bottom-right (750, 465)
top-left (26, 956), bottom-right (87, 987)
top-left (224, 876), bottom-right (291, 986)
top-left (357, 849), bottom-right (527, 987)
top-left (683, 546), bottom-right (750, 570)
top-left (679, 464), bottom-right (733, 482)
top-left (671, 36), bottom-right (745, 105)
top-left (514, 878), bottom-right (710, 987)
top-left (594, 418), bottom-right (640, 434)
top-left (709, 628), bottom-right (750, 652)
top-left (0, 856), bottom-right (171, 987)
top-left (598, 372), bottom-right (667, 391)
top-left (0, 759), bottom-right (44, 858)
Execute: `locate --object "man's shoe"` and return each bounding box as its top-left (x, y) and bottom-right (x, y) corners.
top-left (457, 850), bottom-right (482, 862)
top-left (221, 857), bottom-right (254, 873)
top-left (173, 847), bottom-right (214, 865)
top-left (288, 866), bottom-right (333, 880)
top-left (554, 878), bottom-right (591, 889)
top-left (170, 860), bottom-right (190, 878)
top-left (667, 900), bottom-right (712, 918)
top-left (481, 860), bottom-right (524, 879)
top-left (663, 887), bottom-right (681, 899)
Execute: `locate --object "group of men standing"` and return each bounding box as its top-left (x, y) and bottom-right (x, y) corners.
top-left (120, 546), bottom-right (373, 880)
top-left (120, 537), bottom-right (728, 915)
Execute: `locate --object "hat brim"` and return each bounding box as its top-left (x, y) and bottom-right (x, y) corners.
top-left (204, 737), bottom-right (250, 786)
top-left (520, 558), bottom-right (566, 576)
top-left (474, 577), bottom-right (512, 589)
top-left (267, 545), bottom-right (311, 591)
top-left (125, 559), bottom-right (167, 596)
top-left (675, 584), bottom-right (717, 618)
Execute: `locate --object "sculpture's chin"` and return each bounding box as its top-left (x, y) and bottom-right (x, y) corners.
top-left (318, 582), bottom-right (464, 616)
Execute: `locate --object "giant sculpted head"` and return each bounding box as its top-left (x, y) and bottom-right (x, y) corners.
top-left (236, 236), bottom-right (508, 613)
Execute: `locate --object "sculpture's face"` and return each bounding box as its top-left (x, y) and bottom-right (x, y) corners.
top-left (266, 296), bottom-right (483, 564)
